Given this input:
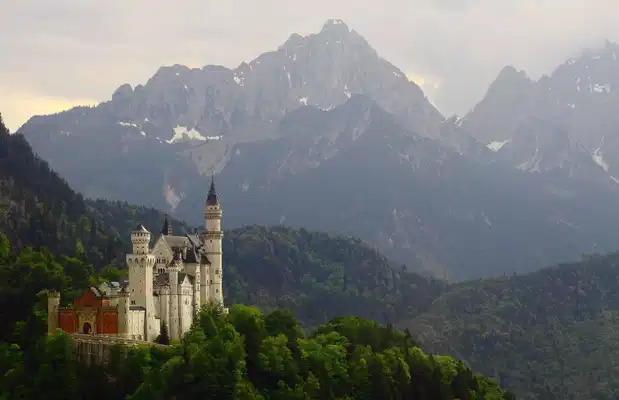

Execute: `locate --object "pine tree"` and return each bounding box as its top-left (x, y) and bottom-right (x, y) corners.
top-left (157, 321), bottom-right (170, 345)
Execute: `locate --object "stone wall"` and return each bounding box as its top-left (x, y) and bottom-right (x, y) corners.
top-left (71, 334), bottom-right (163, 366)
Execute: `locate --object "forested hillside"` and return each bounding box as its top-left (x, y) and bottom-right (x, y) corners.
top-left (223, 225), bottom-right (445, 327)
top-left (0, 114), bottom-right (121, 265)
top-left (0, 227), bottom-right (512, 400)
top-left (1, 301), bottom-right (514, 399)
top-left (406, 252), bottom-right (619, 399)
top-left (0, 113), bottom-right (183, 266)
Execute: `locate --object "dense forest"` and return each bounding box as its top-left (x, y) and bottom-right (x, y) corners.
top-left (406, 252), bottom-right (619, 399)
top-left (0, 114), bottom-right (179, 267)
top-left (223, 225), bottom-right (445, 327)
top-left (0, 232), bottom-right (513, 399)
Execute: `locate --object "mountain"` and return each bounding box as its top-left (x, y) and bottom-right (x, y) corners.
top-left (458, 41), bottom-right (619, 183)
top-left (19, 19), bottom-right (441, 212)
top-left (17, 23), bottom-right (619, 280)
top-left (181, 97), bottom-right (619, 280)
top-left (405, 251), bottom-right (619, 400)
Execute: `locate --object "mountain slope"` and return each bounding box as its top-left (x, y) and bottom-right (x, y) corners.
top-left (458, 41), bottom-right (619, 183)
top-left (0, 114), bottom-right (185, 265)
top-left (223, 225), bottom-right (445, 327)
top-left (19, 19), bottom-right (442, 212)
top-left (405, 251), bottom-right (619, 399)
top-left (177, 97), bottom-right (619, 279)
top-left (0, 114), bottom-right (121, 264)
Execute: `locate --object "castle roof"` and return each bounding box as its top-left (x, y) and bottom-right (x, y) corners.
top-left (133, 224), bottom-right (149, 233)
top-left (155, 272), bottom-right (195, 287)
top-left (206, 175), bottom-right (219, 206)
top-left (159, 234), bottom-right (210, 264)
top-left (185, 248), bottom-right (199, 263)
top-left (161, 235), bottom-right (196, 249)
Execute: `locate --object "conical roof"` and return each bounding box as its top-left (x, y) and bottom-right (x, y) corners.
top-left (206, 175), bottom-right (219, 206)
top-left (133, 224), bottom-right (149, 233)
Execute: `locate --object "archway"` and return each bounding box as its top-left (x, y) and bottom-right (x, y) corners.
top-left (82, 322), bottom-right (92, 334)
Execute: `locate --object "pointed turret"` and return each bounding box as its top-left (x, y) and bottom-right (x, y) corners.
top-left (202, 173), bottom-right (223, 308)
top-left (206, 175), bottom-right (219, 206)
top-left (161, 214), bottom-right (173, 235)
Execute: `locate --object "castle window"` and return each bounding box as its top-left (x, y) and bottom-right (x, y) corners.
top-left (216, 269), bottom-right (220, 275)
top-left (131, 300), bottom-right (135, 305)
top-left (216, 289), bottom-right (219, 293)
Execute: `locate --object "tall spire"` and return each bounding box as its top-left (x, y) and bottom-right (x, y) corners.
top-left (206, 174), bottom-right (219, 206)
top-left (161, 214), bottom-right (172, 235)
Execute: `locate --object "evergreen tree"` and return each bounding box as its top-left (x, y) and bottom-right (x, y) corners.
top-left (156, 321), bottom-right (170, 345)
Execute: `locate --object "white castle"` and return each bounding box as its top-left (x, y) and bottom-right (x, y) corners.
top-left (47, 177), bottom-right (225, 342)
top-left (127, 177), bottom-right (225, 341)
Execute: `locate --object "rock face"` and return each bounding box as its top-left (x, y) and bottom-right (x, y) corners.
top-left (17, 22), bottom-right (619, 280)
top-left (458, 42), bottom-right (619, 183)
top-left (20, 19), bottom-right (441, 209)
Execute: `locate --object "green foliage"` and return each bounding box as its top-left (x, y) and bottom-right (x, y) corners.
top-left (113, 308), bottom-right (510, 400)
top-left (0, 126), bottom-right (123, 266)
top-left (223, 225), bottom-right (446, 328)
top-left (406, 252), bottom-right (619, 399)
top-left (0, 117), bottom-right (187, 268)
top-left (0, 233), bottom-right (510, 399)
top-left (0, 238), bottom-right (124, 342)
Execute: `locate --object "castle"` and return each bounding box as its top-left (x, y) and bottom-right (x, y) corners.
top-left (47, 178), bottom-right (225, 342)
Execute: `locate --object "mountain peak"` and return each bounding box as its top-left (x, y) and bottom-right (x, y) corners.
top-left (495, 65), bottom-right (529, 83)
top-left (321, 19), bottom-right (350, 34)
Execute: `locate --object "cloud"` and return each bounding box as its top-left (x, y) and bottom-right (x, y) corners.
top-left (1, 0), bottom-right (618, 129)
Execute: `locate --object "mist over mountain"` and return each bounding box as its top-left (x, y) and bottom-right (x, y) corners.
top-left (17, 21), bottom-right (619, 280)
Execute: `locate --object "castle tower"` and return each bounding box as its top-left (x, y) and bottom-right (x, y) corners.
top-left (117, 288), bottom-right (130, 337)
top-left (168, 252), bottom-right (182, 340)
top-left (126, 225), bottom-right (157, 341)
top-left (202, 176), bottom-right (224, 305)
top-left (47, 290), bottom-right (60, 335)
top-left (161, 215), bottom-right (172, 236)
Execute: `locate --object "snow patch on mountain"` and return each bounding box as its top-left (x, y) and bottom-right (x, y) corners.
top-left (166, 126), bottom-right (208, 144)
top-left (481, 212), bottom-right (492, 227)
top-left (233, 74), bottom-right (244, 86)
top-left (592, 83), bottom-right (611, 93)
top-left (163, 184), bottom-right (183, 211)
top-left (118, 121), bottom-right (139, 128)
top-left (593, 148), bottom-right (610, 172)
top-left (487, 139), bottom-right (510, 152)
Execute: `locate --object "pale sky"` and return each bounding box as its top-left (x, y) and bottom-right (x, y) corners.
top-left (1, 0), bottom-right (618, 132)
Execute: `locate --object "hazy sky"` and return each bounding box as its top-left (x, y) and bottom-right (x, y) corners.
top-left (1, 0), bottom-right (618, 131)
